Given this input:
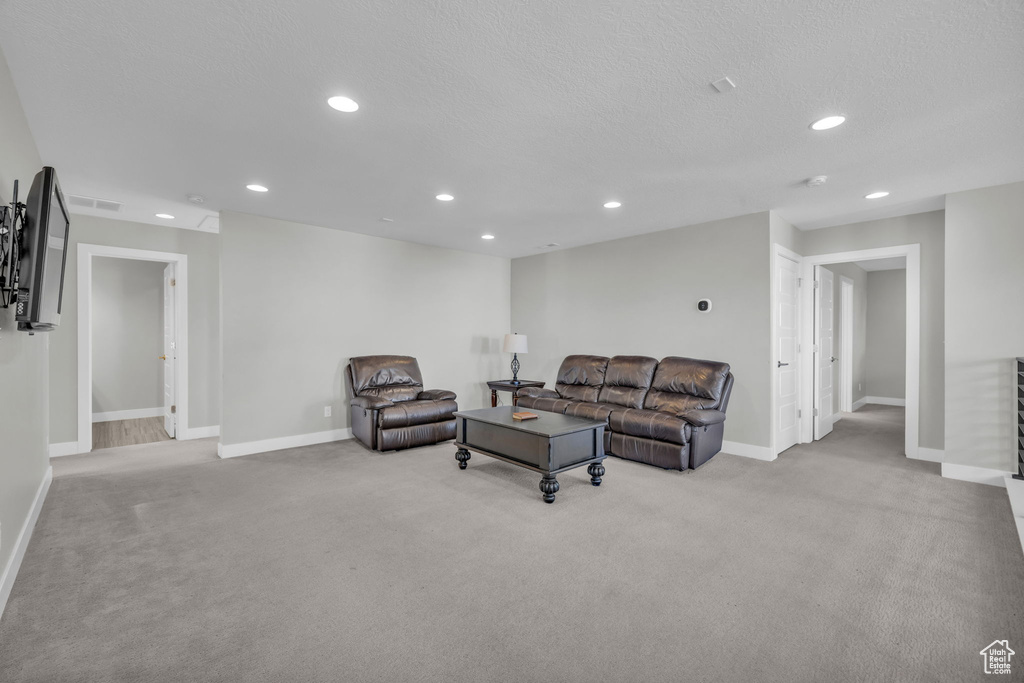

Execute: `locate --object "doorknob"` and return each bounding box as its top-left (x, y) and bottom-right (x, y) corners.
top-left (777, 361), bottom-right (789, 368)
top-left (158, 355), bottom-right (167, 360)
top-left (830, 356), bottom-right (837, 363)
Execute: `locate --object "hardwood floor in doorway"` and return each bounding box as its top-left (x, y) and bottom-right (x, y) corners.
top-left (92, 416), bottom-right (172, 450)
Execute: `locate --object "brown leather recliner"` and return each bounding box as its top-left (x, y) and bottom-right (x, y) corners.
top-left (345, 355), bottom-right (458, 451)
top-left (517, 355), bottom-right (733, 471)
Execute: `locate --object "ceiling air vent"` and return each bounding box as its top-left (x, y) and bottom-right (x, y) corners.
top-left (66, 194), bottom-right (125, 212)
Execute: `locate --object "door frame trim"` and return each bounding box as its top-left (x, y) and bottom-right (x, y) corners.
top-left (770, 244), bottom-right (804, 458)
top-left (76, 244), bottom-right (189, 453)
top-left (799, 245), bottom-right (920, 459)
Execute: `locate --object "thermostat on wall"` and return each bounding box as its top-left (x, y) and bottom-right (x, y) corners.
top-left (697, 299), bottom-right (712, 312)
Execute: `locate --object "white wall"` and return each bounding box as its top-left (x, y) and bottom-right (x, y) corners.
top-left (48, 215), bottom-right (221, 443)
top-left (512, 211), bottom-right (772, 449)
top-left (91, 257), bottom-right (165, 416)
top-left (944, 180), bottom-right (1024, 472)
top-left (0, 48), bottom-right (48, 611)
top-left (219, 211), bottom-right (511, 449)
top-left (799, 210), bottom-right (944, 450)
top-left (865, 269), bottom-right (906, 400)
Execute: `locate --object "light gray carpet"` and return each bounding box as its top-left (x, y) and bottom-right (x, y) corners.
top-left (2, 406), bottom-right (1022, 682)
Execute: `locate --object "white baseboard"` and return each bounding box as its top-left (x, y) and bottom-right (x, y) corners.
top-left (722, 440), bottom-right (776, 462)
top-left (219, 428), bottom-right (353, 459)
top-left (941, 462), bottom-right (1010, 488)
top-left (1, 466), bottom-right (52, 620)
top-left (863, 396), bottom-right (906, 407)
top-left (852, 397), bottom-right (868, 411)
top-left (48, 442), bottom-right (82, 458)
top-left (92, 407), bottom-right (164, 423)
top-left (181, 425), bottom-right (220, 440)
top-left (911, 447), bottom-right (944, 463)
top-left (1004, 476), bottom-right (1024, 555)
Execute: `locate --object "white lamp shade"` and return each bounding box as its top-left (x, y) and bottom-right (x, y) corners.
top-left (503, 333), bottom-right (528, 354)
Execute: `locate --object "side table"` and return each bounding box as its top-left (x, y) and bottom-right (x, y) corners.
top-left (486, 380), bottom-right (545, 407)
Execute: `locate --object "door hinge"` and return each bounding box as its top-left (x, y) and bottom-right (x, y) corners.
top-left (171, 405), bottom-right (176, 414)
top-left (813, 280), bottom-right (819, 289)
top-left (813, 408), bottom-right (819, 417)
top-left (170, 279), bottom-right (176, 286)
top-left (798, 277), bottom-right (802, 287)
top-left (798, 409), bottom-right (802, 418)
top-left (812, 344), bottom-right (818, 353)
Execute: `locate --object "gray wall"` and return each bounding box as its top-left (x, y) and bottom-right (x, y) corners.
top-left (800, 210), bottom-right (944, 450)
top-left (91, 257), bottom-right (165, 415)
top-left (48, 215), bottom-right (221, 443)
top-left (865, 269), bottom-right (906, 400)
top-left (825, 262), bottom-right (868, 406)
top-left (0, 49), bottom-right (48, 597)
top-left (944, 180), bottom-right (1024, 471)
top-left (219, 211), bottom-right (510, 446)
top-left (511, 211), bottom-right (772, 449)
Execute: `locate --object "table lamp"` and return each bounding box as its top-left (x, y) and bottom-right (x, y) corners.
top-left (503, 333), bottom-right (528, 383)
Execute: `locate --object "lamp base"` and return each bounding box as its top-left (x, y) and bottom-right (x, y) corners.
top-left (511, 353), bottom-right (520, 383)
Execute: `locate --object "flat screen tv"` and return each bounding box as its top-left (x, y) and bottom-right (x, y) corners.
top-left (16, 166), bottom-right (70, 331)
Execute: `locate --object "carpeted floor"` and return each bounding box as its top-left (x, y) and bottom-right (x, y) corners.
top-left (1, 405), bottom-right (1021, 682)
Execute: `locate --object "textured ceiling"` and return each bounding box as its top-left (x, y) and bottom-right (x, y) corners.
top-left (851, 256), bottom-right (906, 272)
top-left (0, 0), bottom-right (1022, 257)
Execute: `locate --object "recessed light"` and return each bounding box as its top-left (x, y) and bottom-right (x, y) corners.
top-left (603, 201), bottom-right (622, 209)
top-left (436, 194), bottom-right (454, 201)
top-left (806, 175), bottom-right (828, 187)
top-left (481, 234), bottom-right (495, 240)
top-left (865, 191), bottom-right (890, 199)
top-left (327, 96), bottom-right (359, 113)
top-left (810, 115), bottom-right (846, 131)
top-left (246, 184), bottom-right (269, 192)
top-left (155, 213), bottom-right (174, 219)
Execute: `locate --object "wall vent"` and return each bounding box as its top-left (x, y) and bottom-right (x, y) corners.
top-left (66, 194), bottom-right (125, 212)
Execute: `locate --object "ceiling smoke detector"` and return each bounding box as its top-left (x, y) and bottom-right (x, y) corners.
top-left (806, 175), bottom-right (828, 187)
top-left (187, 194), bottom-right (206, 205)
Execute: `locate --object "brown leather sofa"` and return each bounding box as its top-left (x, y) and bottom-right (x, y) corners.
top-left (345, 355), bottom-right (458, 451)
top-left (516, 355), bottom-right (733, 470)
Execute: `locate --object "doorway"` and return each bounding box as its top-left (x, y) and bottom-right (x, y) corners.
top-left (771, 244), bottom-right (921, 459)
top-left (77, 245), bottom-right (189, 453)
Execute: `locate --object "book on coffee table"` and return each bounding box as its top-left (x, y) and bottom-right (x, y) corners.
top-left (512, 411), bottom-right (539, 421)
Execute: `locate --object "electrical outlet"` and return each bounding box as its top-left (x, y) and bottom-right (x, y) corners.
top-left (324, 406), bottom-right (332, 418)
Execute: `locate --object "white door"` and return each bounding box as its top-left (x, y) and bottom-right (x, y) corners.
top-left (775, 254), bottom-right (800, 453)
top-left (814, 266), bottom-right (835, 439)
top-left (163, 263), bottom-right (176, 438)
top-left (840, 277), bottom-right (854, 413)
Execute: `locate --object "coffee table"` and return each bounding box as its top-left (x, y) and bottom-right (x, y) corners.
top-left (453, 406), bottom-right (606, 504)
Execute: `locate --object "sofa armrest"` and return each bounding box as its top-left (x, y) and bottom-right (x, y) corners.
top-left (516, 387), bottom-right (559, 399)
top-left (351, 395), bottom-right (394, 410)
top-left (679, 409), bottom-right (726, 428)
top-left (418, 389), bottom-right (457, 401)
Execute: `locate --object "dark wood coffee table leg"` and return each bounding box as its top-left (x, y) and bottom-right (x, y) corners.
top-left (455, 448), bottom-right (471, 470)
top-left (588, 462), bottom-right (605, 486)
top-left (512, 391), bottom-right (519, 407)
top-left (491, 390), bottom-right (497, 407)
top-left (539, 474), bottom-right (559, 503)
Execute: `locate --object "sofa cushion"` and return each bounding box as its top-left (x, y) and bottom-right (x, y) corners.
top-left (564, 401), bottom-right (619, 424)
top-left (554, 355), bottom-right (609, 403)
top-left (351, 355), bottom-right (424, 403)
top-left (378, 399), bottom-right (458, 429)
top-left (597, 356), bottom-right (658, 408)
top-left (516, 395), bottom-right (574, 414)
top-left (609, 408), bottom-right (692, 445)
top-left (643, 357), bottom-right (731, 414)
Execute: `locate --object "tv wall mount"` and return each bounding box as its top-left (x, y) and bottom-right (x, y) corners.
top-left (0, 179), bottom-right (26, 309)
